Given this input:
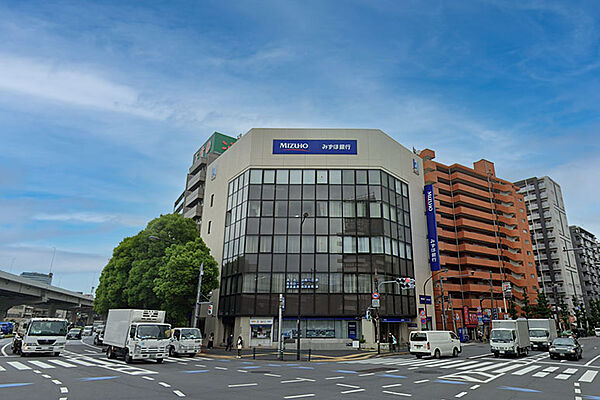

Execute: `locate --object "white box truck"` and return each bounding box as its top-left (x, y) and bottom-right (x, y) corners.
top-left (11, 318), bottom-right (68, 357)
top-left (104, 309), bottom-right (171, 363)
top-left (528, 319), bottom-right (558, 351)
top-left (490, 318), bottom-right (530, 357)
top-left (168, 327), bottom-right (203, 357)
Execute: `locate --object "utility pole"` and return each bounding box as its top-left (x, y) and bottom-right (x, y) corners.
top-left (374, 271), bottom-right (381, 355)
top-left (449, 293), bottom-right (457, 333)
top-left (278, 294), bottom-right (284, 360)
top-left (439, 277), bottom-right (447, 330)
top-left (194, 263), bottom-right (204, 329)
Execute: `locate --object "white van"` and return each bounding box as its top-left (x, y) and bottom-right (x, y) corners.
top-left (595, 327), bottom-right (600, 337)
top-left (409, 330), bottom-right (461, 359)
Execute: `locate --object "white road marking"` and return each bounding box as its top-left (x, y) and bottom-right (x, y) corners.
top-left (470, 384), bottom-right (480, 390)
top-left (475, 363), bottom-right (508, 372)
top-left (33, 370), bottom-right (41, 374)
top-left (42, 374), bottom-right (51, 378)
top-left (575, 388), bottom-right (581, 394)
top-left (457, 362), bottom-right (493, 370)
top-left (158, 382), bottom-right (171, 388)
top-left (283, 394), bottom-right (315, 399)
top-left (414, 379), bottom-right (429, 384)
top-left (543, 366), bottom-right (559, 372)
top-left (382, 384), bottom-right (403, 388)
top-left (408, 367), bottom-right (418, 370)
top-left (173, 390), bottom-right (186, 397)
top-left (382, 390), bottom-right (411, 397)
top-left (142, 376), bottom-right (155, 381)
top-left (512, 365), bottom-right (541, 375)
top-left (48, 359), bottom-right (77, 368)
top-left (215, 366), bottom-right (228, 370)
top-left (264, 373), bottom-right (281, 377)
top-left (341, 388), bottom-right (365, 394)
top-left (60, 387), bottom-right (68, 393)
top-left (585, 354), bottom-right (600, 367)
top-left (281, 378), bottom-right (315, 384)
top-left (575, 382), bottom-right (580, 387)
top-left (0, 365), bottom-right (5, 371)
top-left (28, 360), bottom-right (55, 369)
top-left (358, 372), bottom-right (374, 376)
top-left (228, 383), bottom-right (258, 387)
top-left (52, 379), bottom-right (62, 385)
top-left (7, 361), bottom-right (31, 370)
top-left (237, 370), bottom-right (248, 373)
top-left (1, 342), bottom-right (11, 357)
top-left (64, 357), bottom-right (95, 366)
top-left (468, 354), bottom-right (490, 359)
top-left (325, 376), bottom-right (344, 380)
top-left (555, 374), bottom-right (571, 380)
top-left (564, 368), bottom-right (578, 374)
top-left (492, 364), bottom-right (525, 374)
top-left (337, 383), bottom-right (360, 389)
top-left (579, 370), bottom-right (598, 383)
top-left (532, 372), bottom-right (549, 378)
top-left (455, 392), bottom-right (468, 398)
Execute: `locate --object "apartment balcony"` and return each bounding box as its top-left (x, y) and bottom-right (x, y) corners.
top-left (187, 169), bottom-right (207, 190)
top-left (183, 204), bottom-right (203, 219)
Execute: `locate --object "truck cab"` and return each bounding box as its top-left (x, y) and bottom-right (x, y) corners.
top-left (168, 328), bottom-right (202, 357)
top-left (12, 318), bottom-right (68, 356)
top-left (490, 319), bottom-right (530, 357)
top-left (529, 328), bottom-right (550, 350)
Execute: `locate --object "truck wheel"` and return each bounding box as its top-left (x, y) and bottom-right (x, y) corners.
top-left (107, 346), bottom-right (116, 359)
top-left (53, 352), bottom-right (60, 357)
top-left (125, 350), bottom-right (133, 364)
top-left (169, 346), bottom-right (175, 357)
top-left (156, 358), bottom-right (163, 364)
top-left (494, 352), bottom-right (499, 358)
top-left (453, 348), bottom-right (459, 357)
top-left (434, 349), bottom-right (441, 359)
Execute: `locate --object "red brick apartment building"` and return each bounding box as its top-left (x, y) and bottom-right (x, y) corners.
top-left (419, 149), bottom-right (539, 338)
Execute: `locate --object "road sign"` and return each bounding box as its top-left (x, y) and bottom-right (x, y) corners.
top-left (419, 309), bottom-right (426, 317)
top-left (455, 313), bottom-right (460, 321)
top-left (372, 292), bottom-right (380, 299)
top-left (419, 295), bottom-right (432, 305)
top-left (421, 318), bottom-right (427, 325)
top-left (502, 282), bottom-right (511, 293)
top-left (372, 299), bottom-right (380, 308)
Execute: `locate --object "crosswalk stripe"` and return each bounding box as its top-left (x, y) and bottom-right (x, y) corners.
top-left (47, 360), bottom-right (77, 368)
top-left (555, 374), bottom-right (571, 380)
top-left (533, 372), bottom-right (549, 378)
top-left (28, 361), bottom-right (55, 369)
top-left (457, 362), bottom-right (493, 370)
top-left (67, 359), bottom-right (96, 367)
top-left (512, 365), bottom-right (541, 376)
top-left (0, 365), bottom-right (5, 372)
top-left (492, 364), bottom-right (526, 374)
top-left (543, 366), bottom-right (559, 372)
top-left (441, 361), bottom-right (480, 369)
top-left (475, 363), bottom-right (509, 372)
top-left (564, 368), bottom-right (578, 374)
top-left (425, 360), bottom-right (464, 368)
top-left (7, 361), bottom-right (31, 370)
top-left (579, 371), bottom-right (598, 383)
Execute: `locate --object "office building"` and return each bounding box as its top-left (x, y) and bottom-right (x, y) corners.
top-left (420, 149), bottom-right (539, 338)
top-left (187, 128), bottom-right (430, 348)
top-left (569, 225), bottom-right (600, 312)
top-left (514, 176), bottom-right (582, 311)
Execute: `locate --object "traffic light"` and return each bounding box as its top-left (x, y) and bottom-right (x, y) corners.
top-left (397, 277), bottom-right (416, 290)
top-left (207, 304), bottom-right (213, 316)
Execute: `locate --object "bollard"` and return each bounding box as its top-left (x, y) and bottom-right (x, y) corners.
top-left (253, 347), bottom-right (256, 360)
top-left (308, 348), bottom-right (311, 362)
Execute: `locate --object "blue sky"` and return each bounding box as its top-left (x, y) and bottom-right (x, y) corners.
top-left (1, 0), bottom-right (599, 293)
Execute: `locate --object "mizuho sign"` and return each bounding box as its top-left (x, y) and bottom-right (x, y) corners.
top-left (424, 184), bottom-right (441, 271)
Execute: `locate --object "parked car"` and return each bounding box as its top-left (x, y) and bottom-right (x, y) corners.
top-left (594, 327), bottom-right (600, 337)
top-left (67, 328), bottom-right (83, 340)
top-left (93, 328), bottom-right (105, 345)
top-left (409, 330), bottom-right (461, 359)
top-left (549, 337), bottom-right (582, 360)
top-left (82, 326), bottom-right (94, 336)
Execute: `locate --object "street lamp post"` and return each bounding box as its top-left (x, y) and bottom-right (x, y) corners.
top-left (297, 212), bottom-right (309, 361)
top-left (422, 268), bottom-right (448, 330)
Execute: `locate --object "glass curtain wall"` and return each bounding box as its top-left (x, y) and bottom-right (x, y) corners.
top-left (219, 168), bottom-right (416, 319)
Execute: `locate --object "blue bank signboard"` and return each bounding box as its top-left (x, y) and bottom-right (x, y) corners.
top-left (273, 139), bottom-right (357, 155)
top-left (424, 184), bottom-right (441, 271)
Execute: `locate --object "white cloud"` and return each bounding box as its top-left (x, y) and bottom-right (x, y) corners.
top-left (33, 212), bottom-right (146, 226)
top-left (0, 54), bottom-right (167, 119)
top-left (0, 244), bottom-right (108, 274)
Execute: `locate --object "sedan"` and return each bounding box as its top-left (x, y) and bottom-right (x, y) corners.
top-left (67, 328), bottom-right (83, 340)
top-left (549, 337), bottom-right (582, 360)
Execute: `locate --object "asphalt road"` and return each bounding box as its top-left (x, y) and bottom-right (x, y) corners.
top-left (1, 336), bottom-right (600, 399)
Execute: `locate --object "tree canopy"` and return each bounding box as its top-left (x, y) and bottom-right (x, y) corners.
top-left (94, 214), bottom-right (218, 325)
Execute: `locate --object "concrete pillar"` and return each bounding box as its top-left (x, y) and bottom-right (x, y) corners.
top-left (0, 305), bottom-right (11, 319)
top-left (86, 310), bottom-right (95, 325)
top-left (47, 304), bottom-right (57, 318)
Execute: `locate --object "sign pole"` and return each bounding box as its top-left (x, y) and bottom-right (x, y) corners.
top-left (194, 263), bottom-right (204, 329)
top-left (278, 294), bottom-right (284, 360)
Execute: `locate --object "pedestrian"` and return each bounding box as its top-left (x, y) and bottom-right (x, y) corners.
top-left (226, 334), bottom-right (233, 351)
top-left (392, 334), bottom-right (397, 352)
top-left (207, 332), bottom-right (214, 349)
top-left (388, 333), bottom-right (393, 352)
top-left (236, 336), bottom-right (243, 359)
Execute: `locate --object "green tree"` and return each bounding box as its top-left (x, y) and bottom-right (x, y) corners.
top-left (589, 299), bottom-right (600, 329)
top-left (533, 288), bottom-right (552, 319)
top-left (94, 213), bottom-right (203, 315)
top-left (508, 297), bottom-right (518, 319)
top-left (154, 237), bottom-right (219, 325)
top-left (520, 288), bottom-right (534, 318)
top-left (557, 294), bottom-right (570, 331)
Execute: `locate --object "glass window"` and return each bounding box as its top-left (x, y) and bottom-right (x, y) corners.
top-left (402, 182), bottom-right (409, 197)
top-left (316, 218), bottom-right (328, 234)
top-left (261, 201), bottom-right (273, 217)
top-left (342, 169), bottom-right (354, 184)
top-left (368, 170), bottom-right (380, 184)
top-left (243, 273), bottom-right (256, 293)
top-left (316, 170), bottom-right (328, 184)
top-left (257, 274), bottom-right (271, 293)
top-left (275, 185), bottom-right (288, 199)
top-left (371, 237), bottom-right (384, 253)
top-left (273, 236), bottom-right (287, 253)
top-left (260, 236), bottom-right (272, 253)
top-left (390, 207), bottom-right (397, 222)
top-left (370, 202), bottom-right (381, 218)
top-left (288, 218), bottom-right (301, 234)
top-left (248, 201), bottom-right (261, 217)
top-left (392, 239), bottom-right (399, 256)
top-left (302, 201), bottom-right (315, 216)
top-left (343, 201), bottom-right (355, 217)
top-left (399, 242), bottom-right (406, 258)
top-left (260, 218), bottom-right (273, 234)
top-left (276, 169), bottom-right (289, 184)
top-left (263, 170), bottom-right (275, 184)
top-left (290, 170), bottom-right (302, 184)
top-left (358, 274), bottom-right (371, 293)
top-left (344, 274), bottom-right (357, 293)
top-left (303, 170), bottom-right (315, 184)
top-left (358, 237), bottom-right (370, 253)
top-left (272, 273), bottom-right (285, 293)
top-left (316, 236), bottom-right (328, 253)
top-left (289, 201), bottom-right (301, 217)
top-left (382, 203), bottom-right (390, 220)
top-left (275, 201), bottom-right (287, 217)
top-left (246, 236), bottom-right (259, 253)
top-left (406, 245), bottom-right (412, 260)
top-left (262, 185), bottom-right (274, 200)
top-left (330, 236), bottom-right (342, 253)
top-left (316, 201), bottom-right (328, 217)
top-left (356, 170), bottom-right (368, 184)
top-left (343, 236), bottom-right (356, 253)
top-left (316, 185), bottom-right (328, 200)
top-left (329, 218), bottom-right (342, 234)
top-left (274, 218), bottom-right (287, 234)
top-left (357, 202), bottom-right (367, 217)
top-left (315, 273), bottom-right (328, 293)
top-left (250, 169), bottom-right (262, 184)
top-left (329, 170), bottom-right (342, 184)
top-left (404, 212), bottom-right (411, 227)
top-left (330, 273), bottom-right (342, 293)
top-left (302, 236), bottom-right (314, 253)
top-left (288, 236), bottom-right (300, 253)
top-left (343, 185), bottom-right (355, 200)
top-left (384, 237), bottom-right (392, 255)
top-left (330, 201), bottom-right (342, 217)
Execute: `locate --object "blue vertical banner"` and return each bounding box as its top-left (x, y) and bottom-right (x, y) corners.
top-left (424, 184), bottom-right (441, 271)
